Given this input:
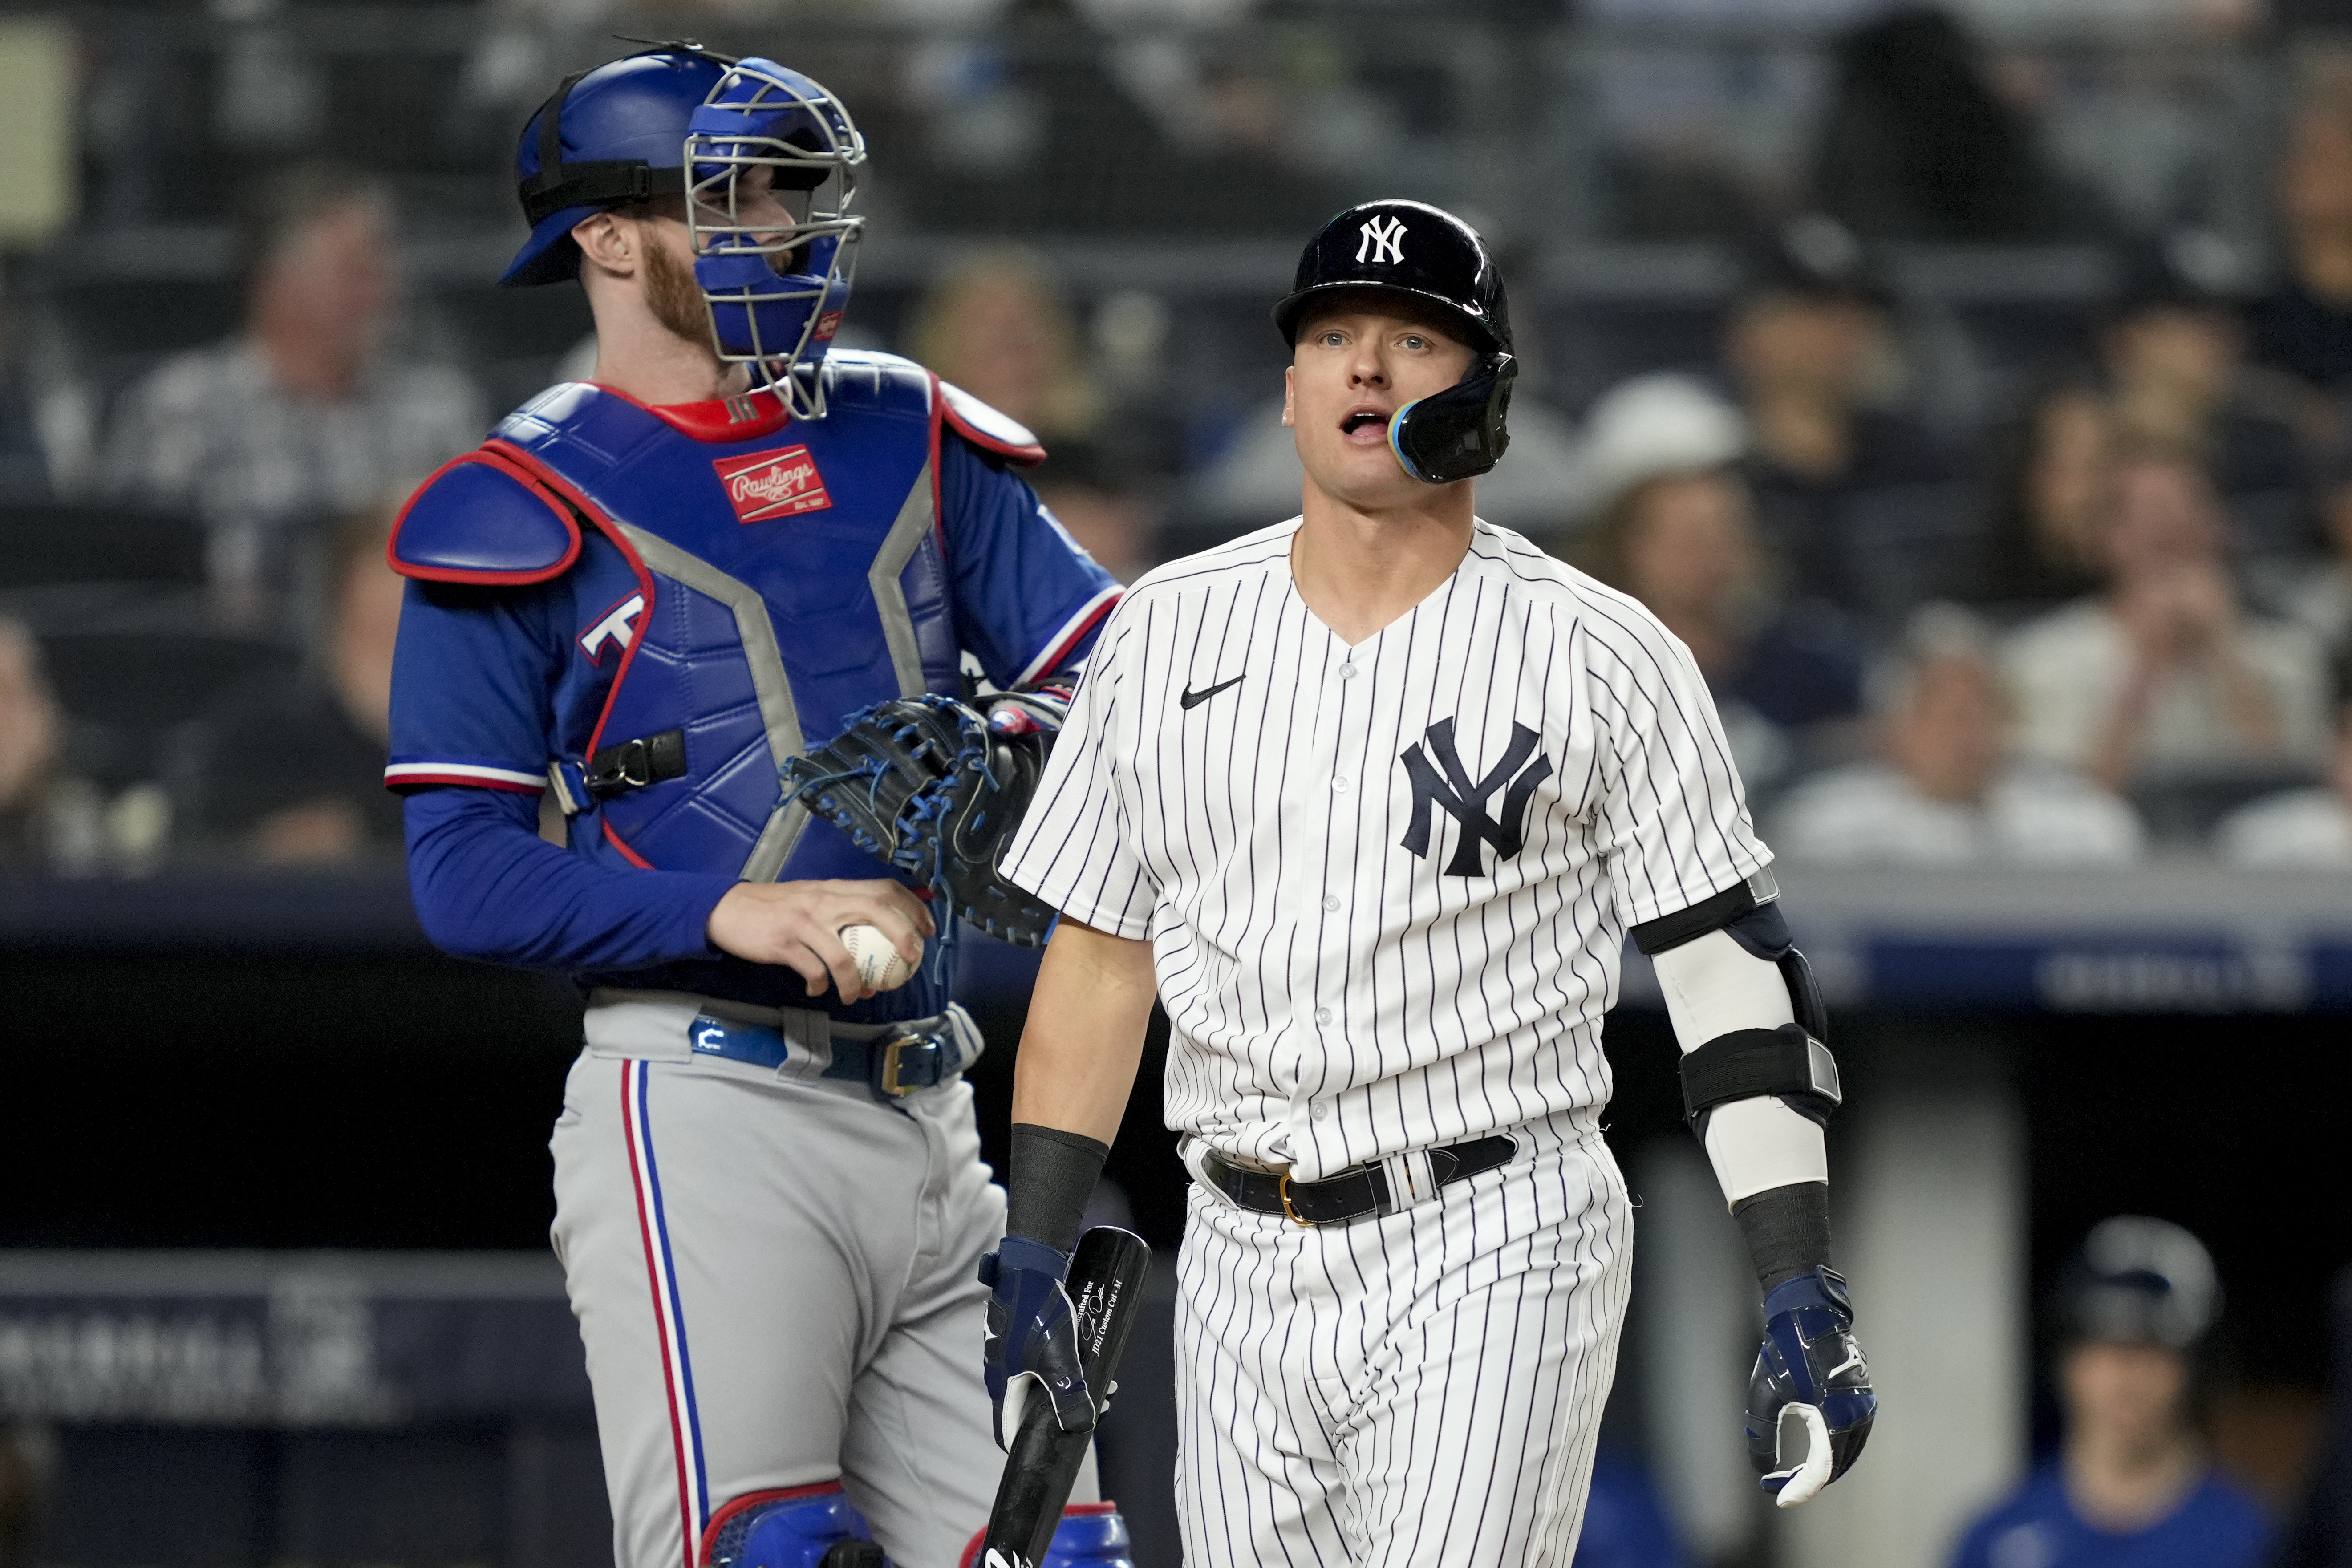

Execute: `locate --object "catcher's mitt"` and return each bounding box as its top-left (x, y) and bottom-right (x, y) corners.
top-left (782, 693), bottom-right (1059, 945)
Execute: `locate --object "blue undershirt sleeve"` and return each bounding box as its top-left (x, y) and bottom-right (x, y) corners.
top-left (937, 436), bottom-right (1120, 684)
top-left (404, 785), bottom-right (737, 970)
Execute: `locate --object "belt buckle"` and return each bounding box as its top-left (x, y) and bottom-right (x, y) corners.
top-left (1277, 1173), bottom-right (1317, 1228)
top-left (873, 1029), bottom-right (942, 1098)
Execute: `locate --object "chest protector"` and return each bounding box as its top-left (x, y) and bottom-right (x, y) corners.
top-left (391, 350), bottom-right (1044, 884)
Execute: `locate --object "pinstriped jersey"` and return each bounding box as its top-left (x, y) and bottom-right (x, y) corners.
top-left (1002, 516), bottom-right (1771, 1181)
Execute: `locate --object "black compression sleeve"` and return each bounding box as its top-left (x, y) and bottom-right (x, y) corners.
top-left (1732, 1181), bottom-right (1833, 1296)
top-left (1007, 1123), bottom-right (1111, 1254)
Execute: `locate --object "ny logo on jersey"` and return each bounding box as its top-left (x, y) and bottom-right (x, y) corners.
top-left (579, 592), bottom-right (646, 664)
top-left (1398, 717), bottom-right (1554, 876)
top-left (1357, 215), bottom-right (1407, 265)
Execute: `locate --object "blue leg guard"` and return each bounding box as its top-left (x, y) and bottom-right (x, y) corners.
top-left (702, 1483), bottom-right (887, 1568)
top-left (1042, 1504), bottom-right (1133, 1568)
top-left (957, 1504), bottom-right (1133, 1568)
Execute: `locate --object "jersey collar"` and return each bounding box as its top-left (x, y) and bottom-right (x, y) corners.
top-left (592, 383), bottom-right (792, 443)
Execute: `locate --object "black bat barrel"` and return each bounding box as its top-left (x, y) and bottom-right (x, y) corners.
top-left (980, 1226), bottom-right (1154, 1568)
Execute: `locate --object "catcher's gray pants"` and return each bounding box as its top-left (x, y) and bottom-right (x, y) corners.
top-left (551, 990), bottom-right (1044, 1568)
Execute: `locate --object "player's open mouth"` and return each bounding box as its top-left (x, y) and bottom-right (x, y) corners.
top-left (1340, 406), bottom-right (1391, 441)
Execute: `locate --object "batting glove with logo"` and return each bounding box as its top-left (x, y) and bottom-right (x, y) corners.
top-left (1747, 1266), bottom-right (1876, 1507)
top-left (978, 1236), bottom-right (1096, 1449)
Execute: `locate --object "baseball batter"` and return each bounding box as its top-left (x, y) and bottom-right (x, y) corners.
top-left (980, 201), bottom-right (1879, 1566)
top-left (381, 45), bottom-right (1129, 1568)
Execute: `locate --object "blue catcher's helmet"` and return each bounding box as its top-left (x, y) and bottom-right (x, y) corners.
top-left (685, 57), bottom-right (866, 419)
top-left (502, 47), bottom-right (730, 288)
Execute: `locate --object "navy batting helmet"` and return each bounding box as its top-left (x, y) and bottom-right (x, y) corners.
top-left (1275, 199), bottom-right (1516, 485)
top-left (1273, 198), bottom-right (1511, 355)
top-left (502, 48), bottom-right (731, 288)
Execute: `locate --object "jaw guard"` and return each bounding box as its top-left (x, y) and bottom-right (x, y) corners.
top-left (1387, 351), bottom-right (1515, 484)
top-left (685, 57), bottom-right (865, 420)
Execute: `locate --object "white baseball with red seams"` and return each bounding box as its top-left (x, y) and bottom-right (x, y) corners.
top-left (840, 922), bottom-right (916, 992)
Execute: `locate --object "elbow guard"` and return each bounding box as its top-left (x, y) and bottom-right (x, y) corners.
top-left (1634, 870), bottom-right (1840, 1133)
top-left (1681, 1023), bottom-right (1842, 1131)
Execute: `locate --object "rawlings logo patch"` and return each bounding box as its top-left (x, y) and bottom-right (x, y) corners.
top-left (813, 309), bottom-right (844, 341)
top-left (713, 445), bottom-right (832, 523)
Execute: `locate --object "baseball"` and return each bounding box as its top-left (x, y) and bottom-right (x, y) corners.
top-left (840, 923), bottom-right (917, 992)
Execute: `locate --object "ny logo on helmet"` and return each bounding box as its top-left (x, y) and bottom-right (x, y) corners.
top-left (1357, 215), bottom-right (1407, 266)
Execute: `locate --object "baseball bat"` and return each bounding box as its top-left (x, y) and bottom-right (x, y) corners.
top-left (978, 1225), bottom-right (1153, 1568)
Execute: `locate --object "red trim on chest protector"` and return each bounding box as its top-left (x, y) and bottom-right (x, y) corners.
top-left (387, 448), bottom-right (583, 585)
top-left (933, 373), bottom-right (1046, 466)
top-left (481, 439), bottom-right (662, 807)
top-left (591, 382), bottom-right (792, 443)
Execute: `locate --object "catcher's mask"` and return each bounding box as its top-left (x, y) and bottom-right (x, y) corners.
top-left (685, 57), bottom-right (865, 420)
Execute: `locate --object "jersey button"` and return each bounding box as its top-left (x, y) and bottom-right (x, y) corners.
top-left (1331, 775), bottom-right (1350, 793)
top-left (1312, 1101), bottom-right (1332, 1122)
top-left (1338, 663), bottom-right (1357, 680)
top-left (1322, 894), bottom-right (1342, 912)
top-left (1314, 1007), bottom-right (1334, 1026)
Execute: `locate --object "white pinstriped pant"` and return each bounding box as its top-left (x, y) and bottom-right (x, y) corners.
top-left (1175, 1112), bottom-right (1634, 1568)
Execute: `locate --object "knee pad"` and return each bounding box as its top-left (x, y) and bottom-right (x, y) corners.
top-left (958, 1503), bottom-right (1133, 1568)
top-left (703, 1483), bottom-right (887, 1568)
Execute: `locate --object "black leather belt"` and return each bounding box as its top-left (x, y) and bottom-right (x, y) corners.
top-left (1203, 1134), bottom-right (1518, 1226)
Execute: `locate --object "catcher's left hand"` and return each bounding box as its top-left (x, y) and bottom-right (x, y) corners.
top-left (1747, 1266), bottom-right (1876, 1507)
top-left (781, 693), bottom-right (1060, 946)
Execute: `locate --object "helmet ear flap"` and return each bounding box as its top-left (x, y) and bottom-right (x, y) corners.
top-left (1389, 352), bottom-right (1515, 484)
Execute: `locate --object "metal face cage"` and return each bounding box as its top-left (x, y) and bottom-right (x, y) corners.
top-left (684, 59), bottom-right (867, 419)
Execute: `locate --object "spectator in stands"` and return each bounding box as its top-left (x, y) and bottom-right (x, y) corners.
top-left (2278, 446), bottom-right (2352, 664)
top-left (2100, 235), bottom-right (2310, 563)
top-left (2249, 96), bottom-right (2352, 409)
top-left (907, 251), bottom-right (1172, 577)
top-left (908, 246), bottom-right (1103, 449)
top-left (1772, 605), bottom-right (2141, 866)
top-left (99, 165), bottom-right (485, 641)
top-left (168, 508), bottom-right (406, 866)
top-left (2215, 654), bottom-right (2352, 870)
top-left (1575, 375), bottom-right (1867, 794)
top-left (0, 619), bottom-right (108, 875)
top-left (2002, 444), bottom-right (2329, 793)
top-left (1975, 373), bottom-right (2114, 609)
top-left (1724, 215), bottom-right (1957, 622)
top-left (1950, 1217), bottom-right (2267, 1568)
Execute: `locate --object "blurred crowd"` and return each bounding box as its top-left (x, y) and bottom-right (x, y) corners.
top-left (6, 4), bottom-right (2352, 876)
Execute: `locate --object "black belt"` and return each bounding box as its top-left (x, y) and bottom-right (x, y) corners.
top-left (1203, 1135), bottom-right (1518, 1226)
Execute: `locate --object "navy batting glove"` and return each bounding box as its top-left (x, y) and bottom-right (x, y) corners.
top-left (978, 1235), bottom-right (1096, 1450)
top-left (1746, 1266), bottom-right (1876, 1507)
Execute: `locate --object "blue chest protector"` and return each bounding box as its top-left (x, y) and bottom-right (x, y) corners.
top-left (389, 351), bottom-right (1071, 1017)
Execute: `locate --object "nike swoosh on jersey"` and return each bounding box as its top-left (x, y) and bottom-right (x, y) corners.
top-left (1179, 676), bottom-right (1245, 710)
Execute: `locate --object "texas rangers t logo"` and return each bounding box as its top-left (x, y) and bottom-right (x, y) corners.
top-left (712, 445), bottom-right (833, 523)
top-left (1357, 215), bottom-right (1407, 265)
top-left (1398, 717), bottom-right (1553, 876)
top-left (579, 592), bottom-right (646, 664)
